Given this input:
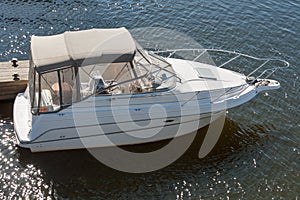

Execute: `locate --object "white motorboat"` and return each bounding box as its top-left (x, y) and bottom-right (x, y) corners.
top-left (13, 27), bottom-right (288, 152)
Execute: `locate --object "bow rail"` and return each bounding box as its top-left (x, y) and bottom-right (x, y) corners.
top-left (152, 49), bottom-right (289, 84)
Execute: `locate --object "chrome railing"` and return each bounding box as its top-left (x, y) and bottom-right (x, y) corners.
top-left (153, 49), bottom-right (290, 84)
top-left (152, 49), bottom-right (290, 104)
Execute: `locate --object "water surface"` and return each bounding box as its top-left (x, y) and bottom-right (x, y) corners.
top-left (0, 0), bottom-right (299, 199)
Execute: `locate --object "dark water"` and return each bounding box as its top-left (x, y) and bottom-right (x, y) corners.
top-left (0, 0), bottom-right (299, 199)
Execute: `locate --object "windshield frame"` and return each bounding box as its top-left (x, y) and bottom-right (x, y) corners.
top-left (93, 49), bottom-right (179, 95)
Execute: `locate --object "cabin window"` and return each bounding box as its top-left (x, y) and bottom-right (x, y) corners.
top-left (31, 66), bottom-right (79, 114)
top-left (195, 68), bottom-right (217, 80)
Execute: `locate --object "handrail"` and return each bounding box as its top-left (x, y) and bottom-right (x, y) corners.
top-left (153, 49), bottom-right (289, 65)
top-left (152, 49), bottom-right (290, 104)
top-left (153, 48), bottom-right (290, 83)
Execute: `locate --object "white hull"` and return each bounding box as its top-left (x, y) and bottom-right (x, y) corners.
top-left (16, 112), bottom-right (222, 152)
top-left (14, 89), bottom-right (228, 152)
top-left (14, 78), bottom-right (278, 152)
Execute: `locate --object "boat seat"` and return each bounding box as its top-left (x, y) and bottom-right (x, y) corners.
top-left (89, 75), bottom-right (109, 94)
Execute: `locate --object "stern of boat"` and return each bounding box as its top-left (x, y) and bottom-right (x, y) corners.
top-left (13, 92), bottom-right (32, 148)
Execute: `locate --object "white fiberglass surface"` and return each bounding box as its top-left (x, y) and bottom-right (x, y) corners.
top-left (13, 94), bottom-right (31, 142)
top-left (168, 58), bottom-right (246, 92)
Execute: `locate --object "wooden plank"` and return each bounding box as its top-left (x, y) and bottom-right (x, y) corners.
top-left (0, 60), bottom-right (29, 100)
top-left (0, 80), bottom-right (28, 87)
top-left (0, 81), bottom-right (28, 100)
top-left (0, 60), bottom-right (29, 82)
top-left (0, 87), bottom-right (27, 95)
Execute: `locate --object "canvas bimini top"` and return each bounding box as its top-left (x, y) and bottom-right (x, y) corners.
top-left (30, 27), bottom-right (136, 73)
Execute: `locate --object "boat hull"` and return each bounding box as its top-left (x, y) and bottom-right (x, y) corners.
top-left (14, 78), bottom-right (280, 152)
top-left (16, 111), bottom-right (224, 152)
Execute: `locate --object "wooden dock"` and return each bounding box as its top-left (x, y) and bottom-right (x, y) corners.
top-left (0, 60), bottom-right (29, 101)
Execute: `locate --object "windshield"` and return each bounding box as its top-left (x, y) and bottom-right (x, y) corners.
top-left (78, 48), bottom-right (176, 98)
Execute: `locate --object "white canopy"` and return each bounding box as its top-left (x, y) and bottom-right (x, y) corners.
top-left (31, 27), bottom-right (136, 72)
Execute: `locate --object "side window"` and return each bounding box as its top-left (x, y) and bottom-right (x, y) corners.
top-left (36, 67), bottom-right (78, 114)
top-left (40, 71), bottom-right (60, 112)
top-left (59, 67), bottom-right (78, 105)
